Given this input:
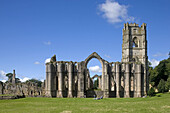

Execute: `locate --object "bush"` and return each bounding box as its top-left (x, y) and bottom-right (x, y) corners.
top-left (165, 77), bottom-right (170, 91)
top-left (158, 79), bottom-right (166, 93)
top-left (157, 94), bottom-right (161, 97)
top-left (148, 87), bottom-right (155, 96)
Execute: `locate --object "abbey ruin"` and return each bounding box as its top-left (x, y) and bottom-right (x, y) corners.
top-left (0, 70), bottom-right (45, 98)
top-left (45, 23), bottom-right (149, 98)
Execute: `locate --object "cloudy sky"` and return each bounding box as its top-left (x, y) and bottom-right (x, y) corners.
top-left (0, 0), bottom-right (170, 82)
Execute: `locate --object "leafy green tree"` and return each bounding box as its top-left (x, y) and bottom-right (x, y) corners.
top-left (6, 73), bottom-right (13, 82)
top-left (149, 58), bottom-right (170, 88)
top-left (93, 78), bottom-right (99, 89)
top-left (26, 79), bottom-right (42, 87)
top-left (149, 68), bottom-right (158, 86)
top-left (158, 79), bottom-right (166, 93)
top-left (165, 77), bottom-right (170, 91)
top-left (148, 87), bottom-right (156, 96)
top-left (16, 78), bottom-right (21, 83)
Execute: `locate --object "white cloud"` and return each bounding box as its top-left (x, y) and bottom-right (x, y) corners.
top-left (0, 70), bottom-right (6, 76)
top-left (89, 66), bottom-right (102, 73)
top-left (44, 41), bottom-right (51, 45)
top-left (34, 61), bottom-right (40, 65)
top-left (153, 52), bottom-right (168, 57)
top-left (1, 80), bottom-right (7, 83)
top-left (20, 77), bottom-right (30, 82)
top-left (150, 59), bottom-right (160, 67)
top-left (105, 54), bottom-right (111, 59)
top-left (45, 58), bottom-right (51, 64)
top-left (0, 70), bottom-right (8, 81)
top-left (98, 0), bottom-right (134, 24)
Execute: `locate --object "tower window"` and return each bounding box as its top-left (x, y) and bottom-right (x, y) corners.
top-left (133, 37), bottom-right (138, 47)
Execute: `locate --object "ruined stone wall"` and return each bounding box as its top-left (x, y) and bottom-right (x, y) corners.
top-left (0, 82), bottom-right (45, 97)
top-left (45, 57), bottom-right (145, 98)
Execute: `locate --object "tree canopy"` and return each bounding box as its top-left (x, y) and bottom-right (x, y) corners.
top-left (149, 58), bottom-right (170, 92)
top-left (26, 79), bottom-right (42, 87)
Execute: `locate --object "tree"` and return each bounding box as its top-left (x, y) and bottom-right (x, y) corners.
top-left (16, 78), bottom-right (21, 83)
top-left (148, 87), bottom-right (155, 96)
top-left (26, 79), bottom-right (42, 87)
top-left (93, 78), bottom-right (99, 89)
top-left (6, 73), bottom-right (13, 82)
top-left (149, 58), bottom-right (170, 88)
top-left (158, 79), bottom-right (166, 93)
top-left (165, 77), bottom-right (170, 91)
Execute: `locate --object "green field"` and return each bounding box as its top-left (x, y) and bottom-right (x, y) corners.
top-left (0, 93), bottom-right (170, 113)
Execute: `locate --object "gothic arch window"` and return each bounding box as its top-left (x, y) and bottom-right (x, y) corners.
top-left (133, 37), bottom-right (138, 47)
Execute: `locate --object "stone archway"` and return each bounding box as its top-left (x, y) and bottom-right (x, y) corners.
top-left (84, 52), bottom-right (109, 98)
top-left (84, 52), bottom-right (104, 68)
top-left (84, 52), bottom-right (105, 90)
top-left (91, 74), bottom-right (102, 89)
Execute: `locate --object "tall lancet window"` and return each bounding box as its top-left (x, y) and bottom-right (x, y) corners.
top-left (133, 37), bottom-right (138, 47)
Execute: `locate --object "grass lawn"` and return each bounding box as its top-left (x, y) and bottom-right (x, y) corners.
top-left (0, 93), bottom-right (170, 113)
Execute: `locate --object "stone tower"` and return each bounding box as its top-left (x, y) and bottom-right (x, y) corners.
top-left (122, 23), bottom-right (148, 95)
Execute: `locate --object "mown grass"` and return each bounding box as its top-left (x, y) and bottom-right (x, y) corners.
top-left (0, 94), bottom-right (15, 96)
top-left (0, 93), bottom-right (170, 113)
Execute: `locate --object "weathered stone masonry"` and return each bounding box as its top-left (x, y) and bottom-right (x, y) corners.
top-left (45, 23), bottom-right (149, 98)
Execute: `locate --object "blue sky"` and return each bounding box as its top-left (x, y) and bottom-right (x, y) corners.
top-left (0, 0), bottom-right (170, 82)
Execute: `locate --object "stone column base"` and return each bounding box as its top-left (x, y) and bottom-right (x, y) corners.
top-left (136, 92), bottom-right (141, 97)
top-left (116, 91), bottom-right (120, 98)
top-left (103, 91), bottom-right (109, 98)
top-left (77, 92), bottom-right (84, 98)
top-left (134, 91), bottom-right (141, 97)
top-left (67, 91), bottom-right (73, 98)
top-left (57, 91), bottom-right (63, 98)
top-left (45, 90), bottom-right (52, 97)
top-left (124, 91), bottom-right (130, 98)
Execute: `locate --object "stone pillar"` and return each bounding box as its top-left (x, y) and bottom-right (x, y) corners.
top-left (116, 63), bottom-right (120, 98)
top-left (98, 77), bottom-right (101, 89)
top-left (103, 62), bottom-right (109, 98)
top-left (132, 63), bottom-right (137, 97)
top-left (124, 63), bottom-right (130, 98)
top-left (102, 62), bottom-right (105, 91)
top-left (88, 76), bottom-right (91, 89)
top-left (77, 62), bottom-right (85, 98)
top-left (45, 64), bottom-right (48, 95)
top-left (12, 70), bottom-right (16, 84)
top-left (48, 67), bottom-right (51, 95)
top-left (57, 62), bottom-right (64, 98)
top-left (0, 81), bottom-right (3, 95)
top-left (46, 63), bottom-right (56, 97)
top-left (68, 62), bottom-right (73, 98)
top-left (136, 64), bottom-right (142, 97)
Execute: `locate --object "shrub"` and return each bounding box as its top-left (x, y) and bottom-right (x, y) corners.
top-left (165, 77), bottom-right (170, 91)
top-left (148, 87), bottom-right (155, 96)
top-left (158, 79), bottom-right (166, 93)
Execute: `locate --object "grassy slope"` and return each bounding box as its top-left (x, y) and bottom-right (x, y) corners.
top-left (0, 93), bottom-right (170, 113)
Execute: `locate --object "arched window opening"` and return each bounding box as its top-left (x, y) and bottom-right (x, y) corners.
top-left (87, 59), bottom-right (102, 90)
top-left (133, 37), bottom-right (138, 47)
